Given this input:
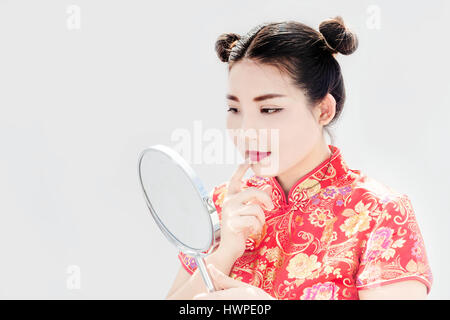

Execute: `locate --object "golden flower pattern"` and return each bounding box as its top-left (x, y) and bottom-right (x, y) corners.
top-left (286, 253), bottom-right (322, 280)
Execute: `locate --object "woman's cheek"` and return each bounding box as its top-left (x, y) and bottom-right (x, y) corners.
top-left (280, 128), bottom-right (312, 168)
top-left (226, 115), bottom-right (236, 132)
top-left (262, 133), bottom-right (289, 175)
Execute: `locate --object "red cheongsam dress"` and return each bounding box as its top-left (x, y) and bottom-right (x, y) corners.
top-left (177, 144), bottom-right (433, 299)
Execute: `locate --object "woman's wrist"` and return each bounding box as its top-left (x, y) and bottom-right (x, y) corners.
top-left (207, 247), bottom-right (238, 276)
top-left (214, 246), bottom-right (240, 264)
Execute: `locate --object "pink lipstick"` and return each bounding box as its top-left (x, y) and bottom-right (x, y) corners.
top-left (248, 151), bottom-right (271, 162)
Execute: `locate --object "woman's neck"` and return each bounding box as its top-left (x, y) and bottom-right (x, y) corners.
top-left (275, 139), bottom-right (332, 199)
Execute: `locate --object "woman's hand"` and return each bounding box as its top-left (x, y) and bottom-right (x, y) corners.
top-left (193, 264), bottom-right (276, 300)
top-left (219, 161), bottom-right (274, 261)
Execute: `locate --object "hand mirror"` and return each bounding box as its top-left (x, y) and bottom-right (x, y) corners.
top-left (137, 144), bottom-right (220, 293)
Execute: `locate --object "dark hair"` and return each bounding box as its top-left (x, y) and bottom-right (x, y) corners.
top-left (214, 16), bottom-right (358, 144)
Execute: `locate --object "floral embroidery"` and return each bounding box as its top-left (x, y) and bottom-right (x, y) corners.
top-left (411, 240), bottom-right (423, 259)
top-left (286, 253), bottom-right (322, 280)
top-left (364, 227), bottom-right (401, 262)
top-left (300, 282), bottom-right (340, 300)
top-left (338, 186), bottom-right (352, 195)
top-left (308, 208), bottom-right (333, 228)
top-left (323, 187), bottom-right (338, 199)
top-left (323, 264), bottom-right (342, 279)
top-left (177, 145), bottom-right (433, 299)
top-left (339, 200), bottom-right (372, 237)
top-left (264, 246), bottom-right (282, 263)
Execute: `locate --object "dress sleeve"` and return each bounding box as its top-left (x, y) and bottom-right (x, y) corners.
top-left (355, 194), bottom-right (433, 294)
top-left (177, 251), bottom-right (198, 275)
top-left (176, 182), bottom-right (228, 275)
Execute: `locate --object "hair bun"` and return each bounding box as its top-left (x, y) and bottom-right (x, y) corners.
top-left (319, 16), bottom-right (358, 55)
top-left (215, 33), bottom-right (241, 62)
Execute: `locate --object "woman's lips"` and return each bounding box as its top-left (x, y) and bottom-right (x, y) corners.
top-left (248, 151), bottom-right (271, 162)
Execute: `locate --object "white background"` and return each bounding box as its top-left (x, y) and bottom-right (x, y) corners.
top-left (0, 0), bottom-right (449, 299)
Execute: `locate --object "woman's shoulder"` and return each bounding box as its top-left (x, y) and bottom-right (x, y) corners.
top-left (338, 170), bottom-right (421, 240)
top-left (345, 169), bottom-right (408, 206)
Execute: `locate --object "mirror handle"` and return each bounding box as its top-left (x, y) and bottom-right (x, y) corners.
top-left (195, 256), bottom-right (217, 292)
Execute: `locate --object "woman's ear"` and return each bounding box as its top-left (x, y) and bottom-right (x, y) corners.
top-left (315, 93), bottom-right (336, 126)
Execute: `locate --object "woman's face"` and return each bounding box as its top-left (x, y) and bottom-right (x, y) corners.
top-left (226, 58), bottom-right (324, 177)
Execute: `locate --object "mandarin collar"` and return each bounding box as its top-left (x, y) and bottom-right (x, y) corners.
top-left (247, 144), bottom-right (350, 211)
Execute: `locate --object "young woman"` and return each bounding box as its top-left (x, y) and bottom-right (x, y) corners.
top-left (166, 16), bottom-right (433, 300)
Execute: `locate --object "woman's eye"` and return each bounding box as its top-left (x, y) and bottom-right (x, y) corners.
top-left (227, 107), bottom-right (238, 113)
top-left (227, 107), bottom-right (283, 114)
top-left (261, 108), bottom-right (283, 114)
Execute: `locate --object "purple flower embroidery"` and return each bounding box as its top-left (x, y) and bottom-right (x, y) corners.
top-left (189, 257), bottom-right (197, 269)
top-left (300, 282), bottom-right (339, 300)
top-left (338, 186), bottom-right (352, 195)
top-left (365, 227), bottom-right (394, 262)
top-left (336, 199), bottom-right (344, 206)
top-left (411, 241), bottom-right (422, 259)
top-left (323, 188), bottom-right (337, 198)
top-left (409, 233), bottom-right (419, 241)
top-left (183, 255), bottom-right (197, 270)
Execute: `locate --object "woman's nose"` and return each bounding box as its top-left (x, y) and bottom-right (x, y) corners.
top-left (241, 116), bottom-right (255, 132)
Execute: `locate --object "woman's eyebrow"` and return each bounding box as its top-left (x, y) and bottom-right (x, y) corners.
top-left (226, 93), bottom-right (286, 102)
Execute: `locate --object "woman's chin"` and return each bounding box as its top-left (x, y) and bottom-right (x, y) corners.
top-left (250, 159), bottom-right (280, 177)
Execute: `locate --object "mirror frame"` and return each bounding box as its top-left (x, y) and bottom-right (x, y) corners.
top-left (137, 144), bottom-right (221, 292)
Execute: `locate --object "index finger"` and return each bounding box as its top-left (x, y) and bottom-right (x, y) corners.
top-left (227, 160), bottom-right (251, 195)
